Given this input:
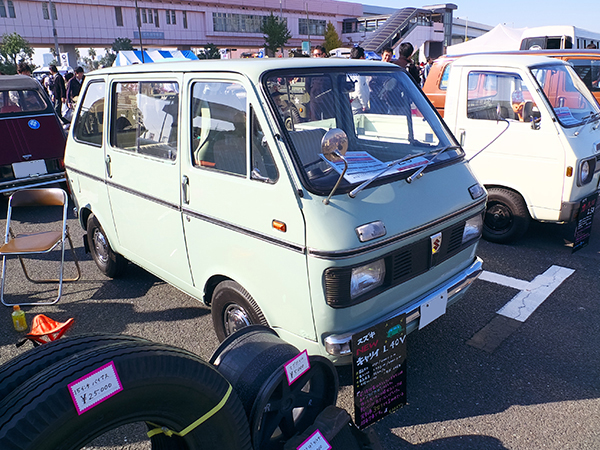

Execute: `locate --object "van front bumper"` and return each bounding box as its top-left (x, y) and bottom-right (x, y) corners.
top-left (323, 256), bottom-right (483, 356)
top-left (558, 188), bottom-right (600, 222)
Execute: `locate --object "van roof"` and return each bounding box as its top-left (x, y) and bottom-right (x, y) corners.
top-left (86, 58), bottom-right (396, 81)
top-left (451, 54), bottom-right (567, 69)
top-left (0, 74), bottom-right (43, 90)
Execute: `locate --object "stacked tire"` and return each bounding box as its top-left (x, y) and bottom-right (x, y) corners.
top-left (0, 334), bottom-right (252, 450)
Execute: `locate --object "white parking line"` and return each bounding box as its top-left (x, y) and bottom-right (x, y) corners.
top-left (483, 265), bottom-right (575, 322)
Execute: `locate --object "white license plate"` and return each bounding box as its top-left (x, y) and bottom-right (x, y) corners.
top-left (12, 160), bottom-right (48, 178)
top-left (419, 290), bottom-right (447, 330)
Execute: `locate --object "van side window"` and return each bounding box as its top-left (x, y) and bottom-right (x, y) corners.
top-left (439, 63), bottom-right (452, 91)
top-left (467, 72), bottom-right (538, 123)
top-left (73, 81), bottom-right (106, 146)
top-left (111, 81), bottom-right (179, 161)
top-left (250, 108), bottom-right (278, 183)
top-left (191, 81), bottom-right (247, 176)
top-left (569, 59), bottom-right (600, 92)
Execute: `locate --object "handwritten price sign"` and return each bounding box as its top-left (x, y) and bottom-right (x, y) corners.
top-left (68, 361), bottom-right (123, 415)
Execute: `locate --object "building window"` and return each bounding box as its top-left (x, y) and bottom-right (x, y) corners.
top-left (115, 6), bottom-right (123, 27)
top-left (42, 2), bottom-right (57, 20)
top-left (154, 9), bottom-right (159, 27)
top-left (212, 13), bottom-right (267, 33)
top-left (183, 11), bottom-right (188, 29)
top-left (141, 8), bottom-right (147, 24)
top-left (7, 0), bottom-right (14, 18)
top-left (298, 18), bottom-right (326, 36)
top-left (166, 10), bottom-right (176, 25)
top-left (0, 1), bottom-right (6, 18)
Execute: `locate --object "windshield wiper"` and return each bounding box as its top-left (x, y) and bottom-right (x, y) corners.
top-left (348, 152), bottom-right (426, 198)
top-left (406, 145), bottom-right (461, 183)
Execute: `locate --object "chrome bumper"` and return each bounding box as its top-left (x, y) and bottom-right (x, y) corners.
top-left (0, 173), bottom-right (66, 195)
top-left (324, 256), bottom-right (483, 356)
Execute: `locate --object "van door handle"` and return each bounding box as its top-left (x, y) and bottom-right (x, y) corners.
top-left (105, 155), bottom-right (112, 178)
top-left (182, 175), bottom-right (190, 204)
top-left (458, 129), bottom-right (466, 147)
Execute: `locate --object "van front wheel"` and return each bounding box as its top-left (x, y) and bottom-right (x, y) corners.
top-left (483, 188), bottom-right (530, 243)
top-left (211, 281), bottom-right (267, 342)
top-left (87, 214), bottom-right (127, 278)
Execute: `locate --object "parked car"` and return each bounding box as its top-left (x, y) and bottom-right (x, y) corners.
top-left (65, 58), bottom-right (485, 363)
top-left (424, 49), bottom-right (600, 117)
top-left (0, 75), bottom-right (67, 194)
top-left (425, 54), bottom-right (600, 243)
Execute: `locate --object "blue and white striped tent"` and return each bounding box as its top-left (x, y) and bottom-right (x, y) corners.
top-left (113, 50), bottom-right (199, 66)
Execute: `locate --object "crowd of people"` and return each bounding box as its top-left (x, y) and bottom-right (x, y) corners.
top-left (13, 61), bottom-right (85, 124)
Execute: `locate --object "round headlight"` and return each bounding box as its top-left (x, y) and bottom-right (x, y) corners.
top-left (581, 160), bottom-right (590, 182)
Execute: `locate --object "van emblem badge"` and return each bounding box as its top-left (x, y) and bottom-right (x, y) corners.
top-left (430, 232), bottom-right (442, 254)
top-left (22, 154), bottom-right (32, 160)
top-left (28, 119), bottom-right (40, 130)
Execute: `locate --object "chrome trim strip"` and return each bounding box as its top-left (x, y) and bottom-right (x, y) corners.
top-left (324, 256), bottom-right (483, 352)
top-left (66, 166), bottom-right (306, 254)
top-left (309, 198), bottom-right (486, 260)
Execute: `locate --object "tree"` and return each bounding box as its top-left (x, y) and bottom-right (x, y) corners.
top-left (99, 38), bottom-right (135, 68)
top-left (197, 43), bottom-right (220, 59)
top-left (261, 12), bottom-right (291, 57)
top-left (82, 48), bottom-right (101, 71)
top-left (0, 32), bottom-right (33, 74)
top-left (323, 22), bottom-right (343, 53)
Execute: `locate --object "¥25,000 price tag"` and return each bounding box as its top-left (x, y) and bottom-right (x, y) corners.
top-left (68, 361), bottom-right (123, 415)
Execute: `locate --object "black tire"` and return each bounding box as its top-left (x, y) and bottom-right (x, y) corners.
top-left (284, 107), bottom-right (301, 131)
top-left (87, 214), bottom-right (127, 278)
top-left (483, 188), bottom-right (531, 243)
top-left (0, 333), bottom-right (150, 403)
top-left (0, 341), bottom-right (252, 450)
top-left (211, 280), bottom-right (268, 342)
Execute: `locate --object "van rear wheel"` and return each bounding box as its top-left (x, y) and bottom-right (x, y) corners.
top-left (483, 188), bottom-right (530, 243)
top-left (87, 214), bottom-right (127, 278)
top-left (211, 281), bottom-right (268, 342)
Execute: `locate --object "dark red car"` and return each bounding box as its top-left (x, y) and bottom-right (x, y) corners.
top-left (0, 75), bottom-right (66, 194)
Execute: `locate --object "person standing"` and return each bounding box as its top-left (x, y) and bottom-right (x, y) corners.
top-left (395, 42), bottom-right (421, 86)
top-left (49, 65), bottom-right (68, 124)
top-left (66, 67), bottom-right (85, 108)
top-left (349, 46), bottom-right (370, 113)
top-left (17, 62), bottom-right (33, 77)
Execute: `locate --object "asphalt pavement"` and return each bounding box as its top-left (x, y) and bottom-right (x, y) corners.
top-left (1, 202), bottom-right (599, 449)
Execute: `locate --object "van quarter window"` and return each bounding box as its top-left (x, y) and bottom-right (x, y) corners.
top-left (191, 81), bottom-right (247, 176)
top-left (111, 81), bottom-right (179, 161)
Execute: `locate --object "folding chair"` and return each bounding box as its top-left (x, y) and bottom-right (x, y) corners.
top-left (0, 188), bottom-right (81, 306)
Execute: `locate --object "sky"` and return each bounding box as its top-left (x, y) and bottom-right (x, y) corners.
top-left (360, 0), bottom-right (600, 32)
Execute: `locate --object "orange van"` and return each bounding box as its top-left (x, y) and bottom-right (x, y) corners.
top-left (423, 49), bottom-right (600, 117)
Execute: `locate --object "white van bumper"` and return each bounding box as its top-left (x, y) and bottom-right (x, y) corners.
top-left (324, 256), bottom-right (483, 356)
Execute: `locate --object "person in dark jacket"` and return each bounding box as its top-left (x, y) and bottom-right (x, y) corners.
top-left (66, 67), bottom-right (85, 107)
top-left (395, 42), bottom-right (421, 86)
top-left (49, 64), bottom-right (68, 124)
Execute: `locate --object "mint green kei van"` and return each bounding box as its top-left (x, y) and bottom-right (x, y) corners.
top-left (65, 58), bottom-right (485, 363)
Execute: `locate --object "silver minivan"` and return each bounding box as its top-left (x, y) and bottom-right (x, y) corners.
top-left (65, 58), bottom-right (485, 363)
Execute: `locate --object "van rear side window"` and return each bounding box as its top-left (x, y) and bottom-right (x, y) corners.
top-left (569, 59), bottom-right (600, 92)
top-left (111, 81), bottom-right (179, 161)
top-left (73, 81), bottom-right (106, 146)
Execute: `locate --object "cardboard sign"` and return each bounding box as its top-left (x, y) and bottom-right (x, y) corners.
top-left (572, 193), bottom-right (597, 253)
top-left (352, 314), bottom-right (406, 429)
top-left (68, 361), bottom-right (123, 415)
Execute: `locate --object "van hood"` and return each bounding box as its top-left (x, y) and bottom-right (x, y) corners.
top-left (301, 161), bottom-right (484, 255)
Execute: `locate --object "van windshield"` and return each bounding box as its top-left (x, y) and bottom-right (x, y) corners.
top-left (531, 63), bottom-right (600, 127)
top-left (264, 68), bottom-right (461, 194)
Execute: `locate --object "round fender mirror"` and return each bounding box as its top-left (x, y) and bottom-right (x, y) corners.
top-left (321, 128), bottom-right (348, 162)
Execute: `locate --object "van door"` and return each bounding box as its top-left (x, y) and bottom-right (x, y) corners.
top-left (105, 77), bottom-right (193, 286)
top-left (453, 68), bottom-right (566, 219)
top-left (181, 75), bottom-right (315, 341)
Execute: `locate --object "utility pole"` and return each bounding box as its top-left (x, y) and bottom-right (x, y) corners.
top-left (47, 0), bottom-right (60, 63)
top-left (134, 0), bottom-right (145, 62)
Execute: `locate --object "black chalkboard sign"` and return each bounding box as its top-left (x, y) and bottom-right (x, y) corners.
top-left (572, 193), bottom-right (597, 253)
top-left (352, 313), bottom-right (406, 429)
